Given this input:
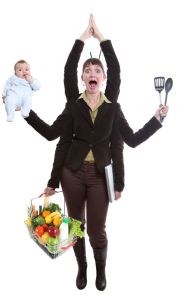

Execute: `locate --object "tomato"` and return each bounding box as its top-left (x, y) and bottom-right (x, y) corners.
top-left (42, 223), bottom-right (48, 232)
top-left (35, 225), bottom-right (44, 237)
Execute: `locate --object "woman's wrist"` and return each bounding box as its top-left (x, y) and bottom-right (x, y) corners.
top-left (154, 114), bottom-right (161, 122)
top-left (97, 33), bottom-right (106, 42)
top-left (79, 34), bottom-right (86, 42)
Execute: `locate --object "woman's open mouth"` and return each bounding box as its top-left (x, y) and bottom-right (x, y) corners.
top-left (89, 80), bottom-right (97, 88)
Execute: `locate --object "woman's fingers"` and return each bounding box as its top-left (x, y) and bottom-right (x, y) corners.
top-left (44, 187), bottom-right (55, 196)
top-left (160, 105), bottom-right (169, 116)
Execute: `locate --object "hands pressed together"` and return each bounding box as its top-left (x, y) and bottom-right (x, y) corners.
top-left (80, 14), bottom-right (106, 43)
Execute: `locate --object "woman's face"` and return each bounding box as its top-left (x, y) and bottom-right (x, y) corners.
top-left (82, 63), bottom-right (106, 94)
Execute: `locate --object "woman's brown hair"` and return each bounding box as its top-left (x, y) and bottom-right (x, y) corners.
top-left (82, 58), bottom-right (105, 75)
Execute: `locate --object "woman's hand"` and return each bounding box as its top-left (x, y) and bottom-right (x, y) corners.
top-left (115, 191), bottom-right (122, 200)
top-left (3, 95), bottom-right (21, 111)
top-left (79, 14), bottom-right (93, 42)
top-left (44, 186), bottom-right (56, 196)
top-left (91, 14), bottom-right (106, 42)
top-left (155, 105), bottom-right (169, 122)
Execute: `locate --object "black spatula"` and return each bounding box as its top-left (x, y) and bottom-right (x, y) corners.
top-left (154, 76), bottom-right (165, 106)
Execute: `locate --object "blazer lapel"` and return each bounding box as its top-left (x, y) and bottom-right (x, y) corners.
top-left (94, 102), bottom-right (111, 126)
top-left (76, 101), bottom-right (94, 127)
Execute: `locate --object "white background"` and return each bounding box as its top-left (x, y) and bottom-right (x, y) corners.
top-left (0, 0), bottom-right (184, 299)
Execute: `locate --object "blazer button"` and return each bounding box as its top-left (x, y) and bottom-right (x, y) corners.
top-left (91, 130), bottom-right (94, 134)
top-left (89, 144), bottom-right (93, 148)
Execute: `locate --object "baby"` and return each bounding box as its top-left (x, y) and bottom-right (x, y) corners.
top-left (2, 59), bottom-right (40, 122)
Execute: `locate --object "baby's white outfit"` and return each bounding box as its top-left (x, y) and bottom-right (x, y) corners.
top-left (2, 75), bottom-right (40, 122)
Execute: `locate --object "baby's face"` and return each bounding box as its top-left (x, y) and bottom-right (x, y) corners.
top-left (15, 63), bottom-right (31, 79)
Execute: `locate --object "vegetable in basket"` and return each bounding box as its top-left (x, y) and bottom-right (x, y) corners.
top-left (47, 203), bottom-right (62, 213)
top-left (32, 215), bottom-right (45, 228)
top-left (26, 196), bottom-right (85, 257)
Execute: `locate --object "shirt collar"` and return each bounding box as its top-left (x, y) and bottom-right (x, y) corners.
top-left (77, 91), bottom-right (111, 104)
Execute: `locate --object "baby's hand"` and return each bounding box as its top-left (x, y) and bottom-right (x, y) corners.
top-left (24, 74), bottom-right (33, 83)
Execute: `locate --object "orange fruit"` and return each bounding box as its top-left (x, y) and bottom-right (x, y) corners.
top-left (42, 210), bottom-right (51, 218)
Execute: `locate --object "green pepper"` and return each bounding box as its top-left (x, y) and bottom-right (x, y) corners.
top-left (32, 215), bottom-right (45, 228)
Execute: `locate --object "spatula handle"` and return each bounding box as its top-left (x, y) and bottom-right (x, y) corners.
top-left (159, 104), bottom-right (164, 123)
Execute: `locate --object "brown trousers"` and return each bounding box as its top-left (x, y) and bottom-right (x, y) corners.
top-left (61, 162), bottom-right (109, 249)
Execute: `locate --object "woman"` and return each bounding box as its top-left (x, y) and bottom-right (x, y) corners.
top-left (45, 15), bottom-right (124, 291)
top-left (24, 16), bottom-right (168, 291)
top-left (47, 14), bottom-right (124, 198)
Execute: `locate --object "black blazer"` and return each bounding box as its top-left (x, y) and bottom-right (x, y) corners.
top-left (48, 39), bottom-right (124, 191)
top-left (26, 100), bottom-right (161, 173)
top-left (49, 39), bottom-right (124, 192)
top-left (26, 100), bottom-right (121, 172)
top-left (25, 40), bottom-right (162, 190)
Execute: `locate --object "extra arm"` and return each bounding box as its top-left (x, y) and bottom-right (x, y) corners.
top-left (91, 15), bottom-right (121, 103)
top-left (47, 111), bottom-right (74, 188)
top-left (25, 104), bottom-right (73, 141)
top-left (64, 40), bottom-right (84, 102)
top-left (110, 116), bottom-right (124, 192)
top-left (47, 136), bottom-right (72, 189)
top-left (117, 104), bottom-right (162, 148)
top-left (101, 40), bottom-right (121, 103)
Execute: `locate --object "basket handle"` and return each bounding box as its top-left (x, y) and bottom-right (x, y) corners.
top-left (30, 191), bottom-right (66, 215)
top-left (61, 240), bottom-right (76, 250)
